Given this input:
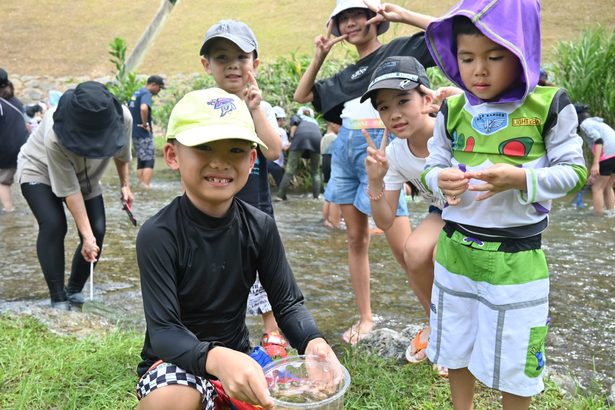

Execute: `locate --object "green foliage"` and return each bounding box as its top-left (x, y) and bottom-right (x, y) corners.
top-left (106, 37), bottom-right (145, 104)
top-left (426, 66), bottom-right (454, 89)
top-left (552, 27), bottom-right (615, 125)
top-left (151, 54), bottom-right (354, 134)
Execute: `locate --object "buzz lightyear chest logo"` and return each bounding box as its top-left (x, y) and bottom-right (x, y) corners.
top-left (350, 66), bottom-right (368, 80)
top-left (471, 112), bottom-right (508, 135)
top-left (207, 97), bottom-right (236, 117)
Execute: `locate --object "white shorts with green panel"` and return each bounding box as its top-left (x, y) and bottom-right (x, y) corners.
top-left (426, 226), bottom-right (549, 397)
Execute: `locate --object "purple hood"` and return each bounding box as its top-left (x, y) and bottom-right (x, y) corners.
top-left (425, 0), bottom-right (541, 105)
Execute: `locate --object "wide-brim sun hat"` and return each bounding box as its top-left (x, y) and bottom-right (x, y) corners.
top-left (328, 0), bottom-right (389, 37)
top-left (52, 81), bottom-right (125, 158)
top-left (166, 87), bottom-right (267, 149)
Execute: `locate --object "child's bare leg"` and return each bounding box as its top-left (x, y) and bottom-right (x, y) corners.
top-left (604, 174), bottom-right (615, 211)
top-left (501, 392), bottom-right (531, 410)
top-left (329, 202), bottom-right (342, 228)
top-left (591, 176), bottom-right (608, 215)
top-left (341, 204), bottom-right (373, 341)
top-left (261, 311), bottom-right (278, 334)
top-left (137, 384), bottom-right (202, 410)
top-left (449, 367), bottom-right (476, 410)
top-left (403, 213), bottom-right (444, 319)
top-left (383, 216), bottom-right (411, 268)
top-left (0, 184), bottom-right (14, 212)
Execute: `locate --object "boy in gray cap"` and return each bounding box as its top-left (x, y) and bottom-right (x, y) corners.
top-left (199, 19), bottom-right (288, 359)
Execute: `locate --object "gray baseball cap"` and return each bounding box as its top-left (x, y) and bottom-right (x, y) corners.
top-left (199, 20), bottom-right (259, 58)
top-left (360, 56), bottom-right (430, 107)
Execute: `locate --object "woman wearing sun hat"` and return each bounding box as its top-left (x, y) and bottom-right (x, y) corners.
top-left (17, 81), bottom-right (134, 310)
top-left (293, 0), bottom-right (438, 345)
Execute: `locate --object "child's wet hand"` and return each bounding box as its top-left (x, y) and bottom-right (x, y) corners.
top-left (207, 347), bottom-right (274, 409)
top-left (364, 1), bottom-right (405, 23)
top-left (305, 338), bottom-right (344, 386)
top-left (438, 167), bottom-right (469, 206)
top-left (243, 71), bottom-right (262, 111)
top-left (466, 163), bottom-right (527, 201)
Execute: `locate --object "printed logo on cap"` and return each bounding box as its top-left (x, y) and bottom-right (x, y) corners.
top-left (217, 23), bottom-right (230, 34)
top-left (207, 97), bottom-right (236, 117)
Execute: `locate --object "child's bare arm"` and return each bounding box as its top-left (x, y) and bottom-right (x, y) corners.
top-left (244, 72), bottom-right (282, 160)
top-left (364, 1), bottom-right (435, 30)
top-left (465, 163), bottom-right (527, 201)
top-left (294, 22), bottom-right (347, 103)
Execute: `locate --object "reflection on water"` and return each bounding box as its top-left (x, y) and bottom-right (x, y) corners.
top-left (1, 162), bottom-right (613, 392)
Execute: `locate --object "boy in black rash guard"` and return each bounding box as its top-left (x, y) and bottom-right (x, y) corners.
top-left (135, 88), bottom-right (340, 410)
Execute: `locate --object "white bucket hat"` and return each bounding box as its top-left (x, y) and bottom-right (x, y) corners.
top-left (328, 0), bottom-right (389, 37)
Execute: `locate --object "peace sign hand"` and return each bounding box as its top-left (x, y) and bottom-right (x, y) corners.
top-left (314, 20), bottom-right (348, 58)
top-left (419, 85), bottom-right (463, 115)
top-left (364, 128), bottom-right (389, 184)
top-left (242, 71), bottom-right (262, 112)
top-left (363, 1), bottom-right (406, 25)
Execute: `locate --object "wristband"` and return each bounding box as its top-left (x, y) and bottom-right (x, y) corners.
top-left (366, 183), bottom-right (385, 201)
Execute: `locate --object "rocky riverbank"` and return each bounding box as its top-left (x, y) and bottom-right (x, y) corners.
top-left (9, 72), bottom-right (203, 106)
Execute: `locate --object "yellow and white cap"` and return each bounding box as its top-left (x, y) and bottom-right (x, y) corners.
top-left (166, 88), bottom-right (267, 149)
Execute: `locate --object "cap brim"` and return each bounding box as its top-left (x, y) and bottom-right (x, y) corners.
top-left (200, 35), bottom-right (257, 57)
top-left (328, 3), bottom-right (390, 37)
top-left (360, 78), bottom-right (421, 104)
top-left (173, 124), bottom-right (268, 150)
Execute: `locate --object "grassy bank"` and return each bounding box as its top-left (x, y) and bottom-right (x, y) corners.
top-left (3, 0), bottom-right (614, 76)
top-left (0, 314), bottom-right (610, 409)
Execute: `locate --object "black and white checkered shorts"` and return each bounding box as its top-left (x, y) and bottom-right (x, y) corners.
top-left (136, 362), bottom-right (217, 410)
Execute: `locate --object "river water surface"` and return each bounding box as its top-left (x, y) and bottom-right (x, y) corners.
top-left (1, 162), bottom-right (613, 394)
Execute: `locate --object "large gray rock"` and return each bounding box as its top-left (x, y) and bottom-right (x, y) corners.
top-left (357, 327), bottom-right (411, 360)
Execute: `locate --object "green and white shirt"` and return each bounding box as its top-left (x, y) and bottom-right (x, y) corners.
top-left (422, 87), bottom-right (587, 235)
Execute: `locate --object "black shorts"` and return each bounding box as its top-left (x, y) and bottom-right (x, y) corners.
top-left (599, 157), bottom-right (615, 176)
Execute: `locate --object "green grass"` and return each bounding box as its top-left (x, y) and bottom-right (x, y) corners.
top-left (0, 314), bottom-right (610, 409)
top-left (2, 0), bottom-right (614, 76)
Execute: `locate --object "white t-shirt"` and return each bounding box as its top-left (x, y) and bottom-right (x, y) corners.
top-left (384, 137), bottom-right (444, 209)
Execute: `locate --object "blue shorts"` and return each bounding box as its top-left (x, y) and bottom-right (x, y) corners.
top-left (324, 126), bottom-right (408, 216)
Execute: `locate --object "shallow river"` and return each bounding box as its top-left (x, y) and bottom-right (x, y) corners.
top-left (1, 162), bottom-right (613, 393)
